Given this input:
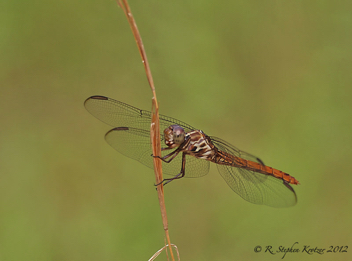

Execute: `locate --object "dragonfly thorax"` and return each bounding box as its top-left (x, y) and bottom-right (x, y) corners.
top-left (164, 125), bottom-right (185, 147)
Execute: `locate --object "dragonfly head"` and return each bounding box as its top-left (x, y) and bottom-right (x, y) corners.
top-left (164, 125), bottom-right (185, 147)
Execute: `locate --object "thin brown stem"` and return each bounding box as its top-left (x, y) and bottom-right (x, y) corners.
top-left (117, 1), bottom-right (175, 260)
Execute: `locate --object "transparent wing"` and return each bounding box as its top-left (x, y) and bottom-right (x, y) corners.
top-left (209, 136), bottom-right (265, 165)
top-left (210, 136), bottom-right (267, 184)
top-left (211, 137), bottom-right (297, 207)
top-left (84, 96), bottom-right (196, 134)
top-left (105, 127), bottom-right (210, 178)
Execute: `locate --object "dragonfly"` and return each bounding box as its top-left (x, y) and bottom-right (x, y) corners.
top-left (84, 95), bottom-right (299, 208)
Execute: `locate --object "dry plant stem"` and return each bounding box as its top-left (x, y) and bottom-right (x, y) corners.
top-left (117, 1), bottom-right (175, 260)
top-left (148, 244), bottom-right (180, 261)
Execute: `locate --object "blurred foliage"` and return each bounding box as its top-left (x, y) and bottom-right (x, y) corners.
top-left (1, 0), bottom-right (351, 260)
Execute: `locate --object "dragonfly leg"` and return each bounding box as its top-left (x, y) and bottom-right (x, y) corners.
top-left (152, 137), bottom-right (191, 163)
top-left (161, 147), bottom-right (173, 151)
top-left (160, 149), bottom-right (181, 163)
top-left (152, 148), bottom-right (180, 163)
top-left (155, 152), bottom-right (186, 186)
top-left (150, 147), bottom-right (173, 159)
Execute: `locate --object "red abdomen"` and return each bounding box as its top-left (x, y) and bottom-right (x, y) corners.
top-left (240, 158), bottom-right (300, 185)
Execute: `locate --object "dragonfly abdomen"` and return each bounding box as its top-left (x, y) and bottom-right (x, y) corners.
top-left (242, 159), bottom-right (299, 185)
top-left (215, 150), bottom-right (299, 185)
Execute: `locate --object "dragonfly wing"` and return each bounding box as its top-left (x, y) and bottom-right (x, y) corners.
top-left (210, 136), bottom-right (265, 165)
top-left (105, 127), bottom-right (210, 178)
top-left (84, 96), bottom-right (196, 133)
top-left (216, 164), bottom-right (297, 207)
top-left (210, 136), bottom-right (267, 183)
top-left (211, 137), bottom-right (297, 207)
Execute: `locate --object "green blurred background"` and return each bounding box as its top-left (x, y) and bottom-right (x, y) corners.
top-left (1, 1), bottom-right (351, 260)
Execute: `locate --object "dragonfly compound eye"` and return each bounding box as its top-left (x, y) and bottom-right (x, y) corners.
top-left (172, 125), bottom-right (185, 144)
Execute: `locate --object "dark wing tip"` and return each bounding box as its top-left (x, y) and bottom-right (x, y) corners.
top-left (283, 181), bottom-right (298, 205)
top-left (89, 95), bottom-right (108, 100)
top-left (105, 127), bottom-right (129, 135)
top-left (84, 95), bottom-right (108, 105)
top-left (113, 127), bottom-right (129, 131)
top-left (257, 157), bottom-right (265, 166)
